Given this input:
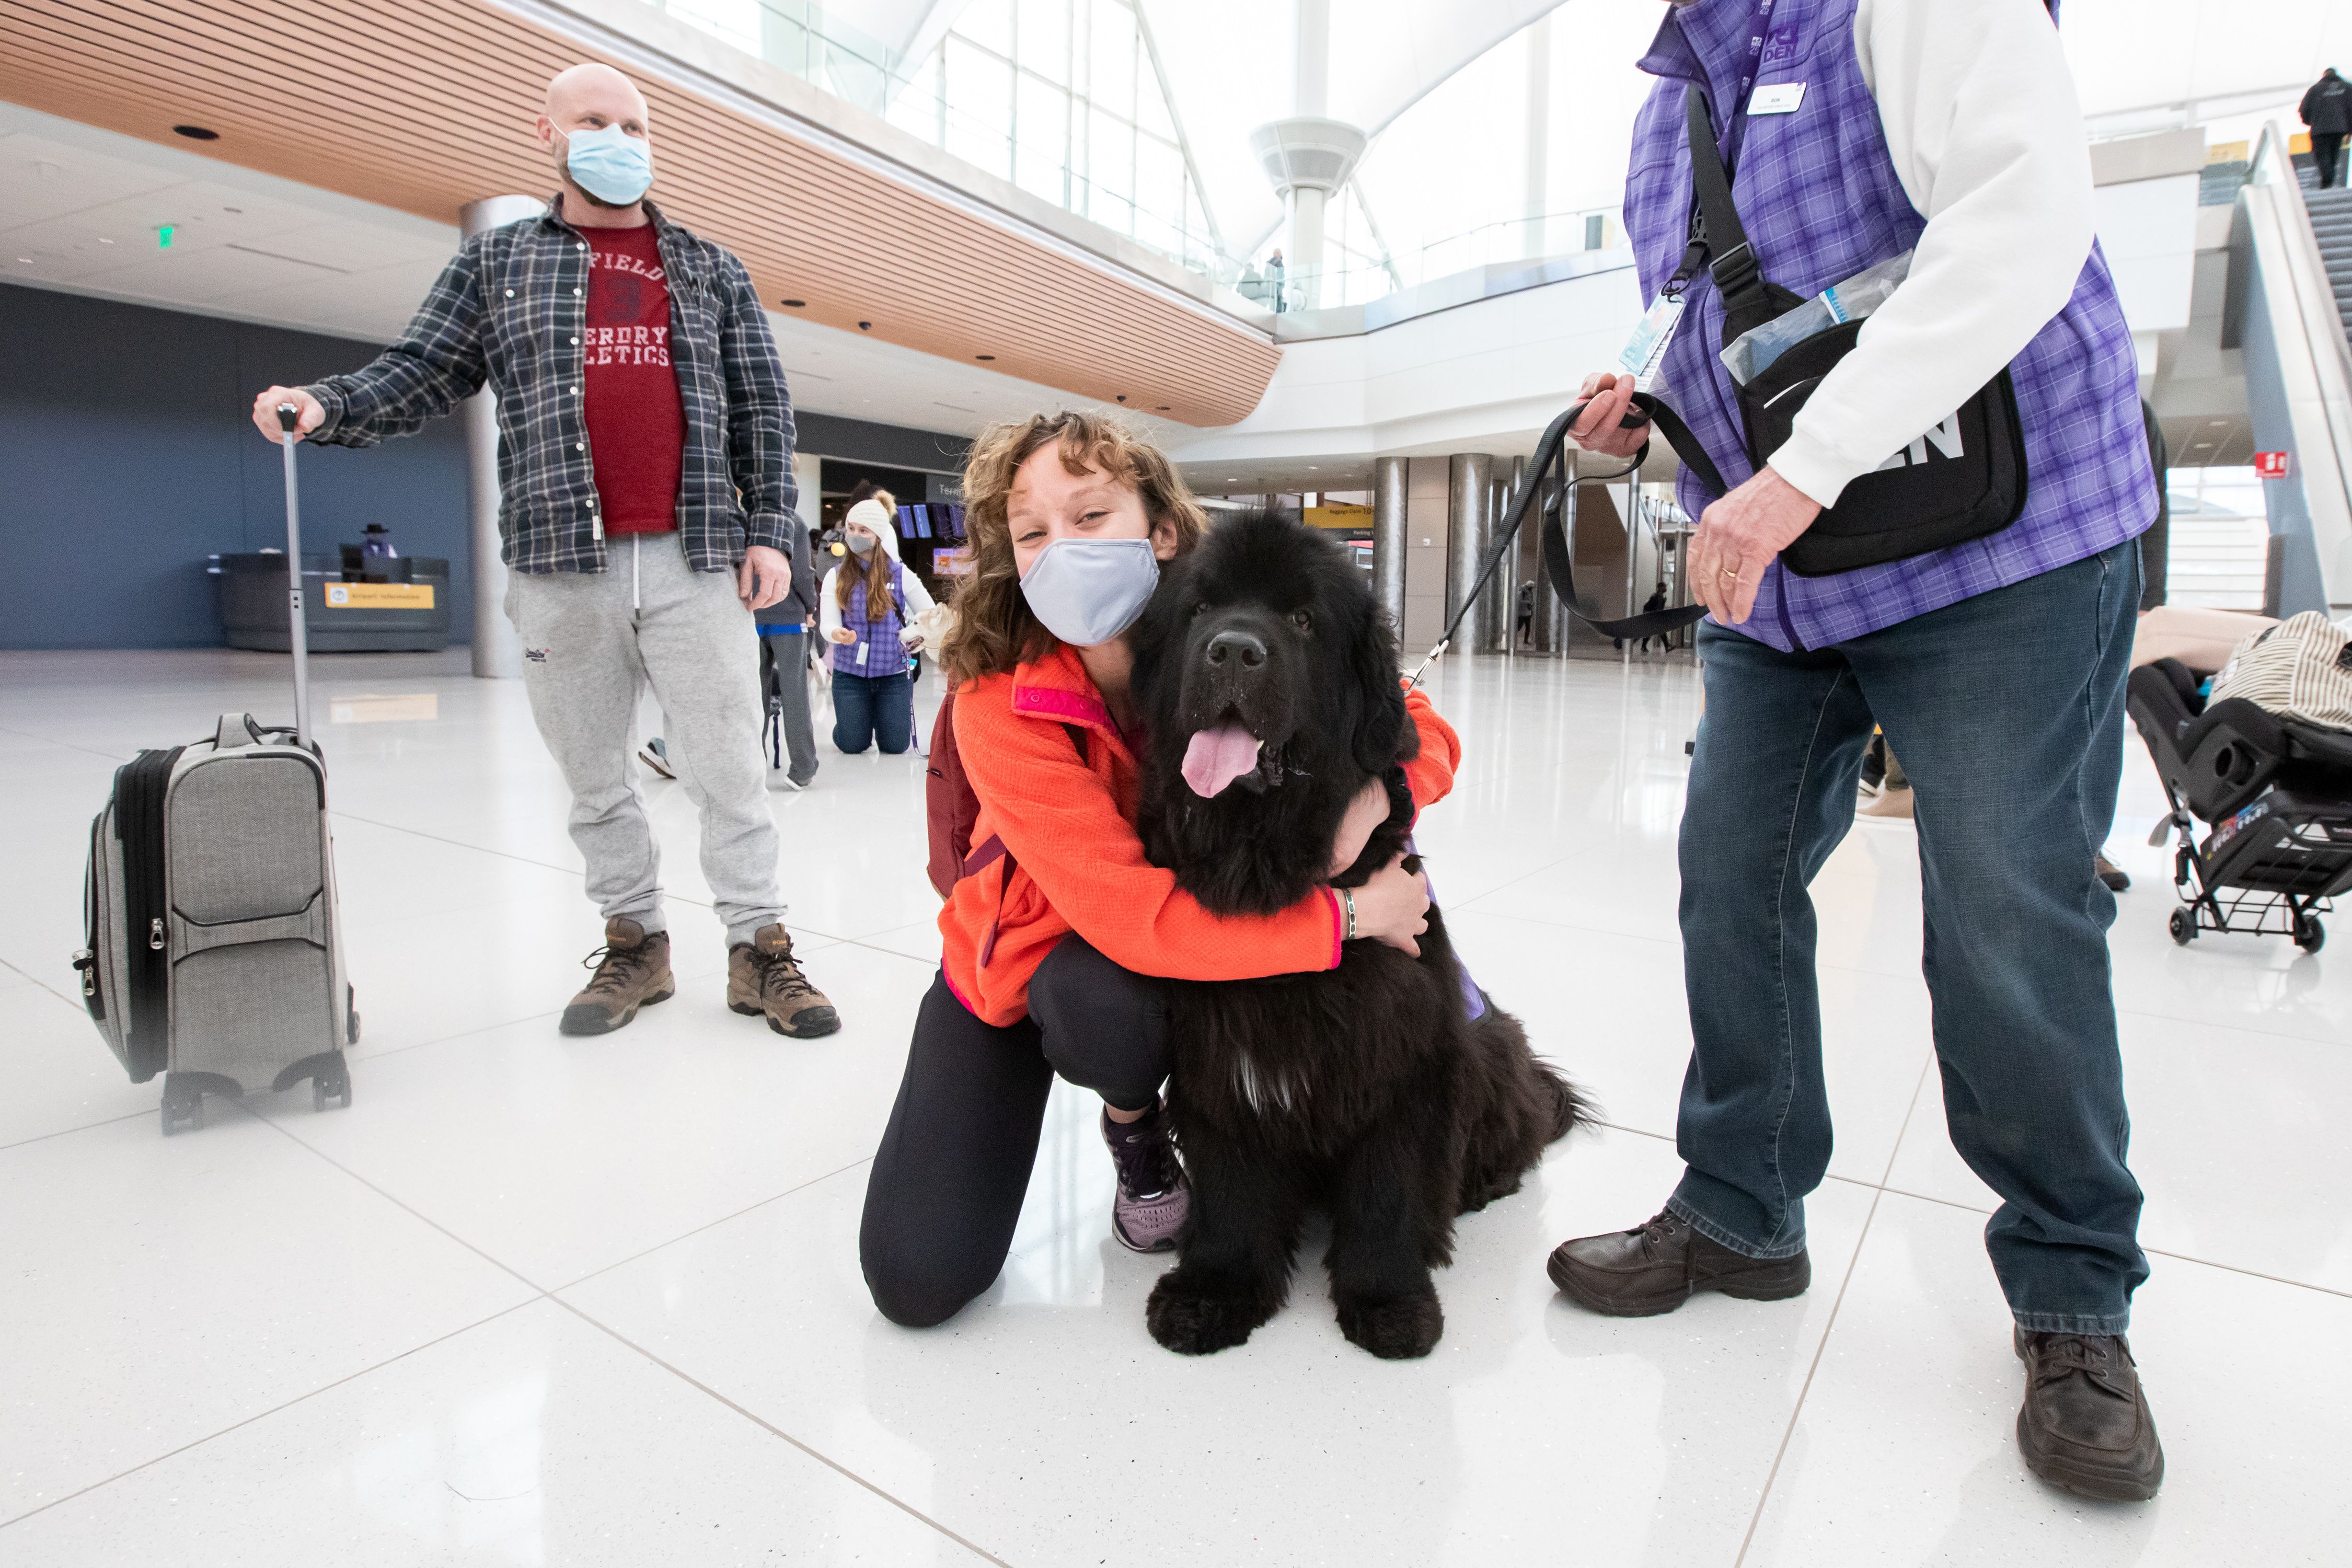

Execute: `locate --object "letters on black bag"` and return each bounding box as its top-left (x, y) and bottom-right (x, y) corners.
top-left (1666, 91), bottom-right (2029, 577)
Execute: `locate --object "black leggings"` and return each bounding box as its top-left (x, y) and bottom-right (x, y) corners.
top-left (859, 935), bottom-right (1171, 1327)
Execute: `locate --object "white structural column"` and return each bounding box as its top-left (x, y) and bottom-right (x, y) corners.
top-left (1523, 14), bottom-right (1551, 260)
top-left (1373, 455), bottom-right (1409, 633)
top-left (458, 194), bottom-right (544, 679)
top-left (1247, 0), bottom-right (1364, 311)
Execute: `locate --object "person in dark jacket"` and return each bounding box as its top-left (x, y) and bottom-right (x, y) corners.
top-left (757, 510), bottom-right (823, 789)
top-left (2303, 68), bottom-right (2350, 188)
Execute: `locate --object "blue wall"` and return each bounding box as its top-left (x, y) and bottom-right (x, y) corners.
top-left (0, 282), bottom-right (471, 649)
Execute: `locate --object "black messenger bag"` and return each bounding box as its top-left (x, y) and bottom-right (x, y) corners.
top-left (1665, 92), bottom-right (2028, 577)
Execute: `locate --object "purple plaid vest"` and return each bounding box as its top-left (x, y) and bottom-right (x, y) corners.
top-left (1624, 0), bottom-right (2155, 650)
top-left (832, 560), bottom-right (908, 675)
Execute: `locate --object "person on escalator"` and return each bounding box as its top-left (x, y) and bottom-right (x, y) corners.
top-left (2301, 67), bottom-right (2349, 188)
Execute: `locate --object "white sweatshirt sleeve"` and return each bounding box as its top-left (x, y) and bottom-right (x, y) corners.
top-left (1768, 0), bottom-right (2095, 508)
top-left (818, 567), bottom-right (843, 638)
top-left (900, 570), bottom-right (938, 619)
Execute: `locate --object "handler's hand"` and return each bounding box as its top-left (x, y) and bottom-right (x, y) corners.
top-left (1349, 853), bottom-right (1431, 958)
top-left (1566, 372), bottom-right (1650, 459)
top-left (1688, 466), bottom-right (1822, 625)
top-left (251, 386), bottom-right (324, 442)
top-left (1327, 777), bottom-right (1394, 879)
top-left (827, 627), bottom-right (857, 646)
top-left (738, 545), bottom-right (790, 612)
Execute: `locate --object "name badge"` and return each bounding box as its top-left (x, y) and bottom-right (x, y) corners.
top-left (1618, 292), bottom-right (1687, 391)
top-left (1750, 82), bottom-right (1806, 115)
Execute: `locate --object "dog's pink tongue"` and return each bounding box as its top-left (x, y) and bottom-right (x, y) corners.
top-left (1181, 724), bottom-right (1263, 798)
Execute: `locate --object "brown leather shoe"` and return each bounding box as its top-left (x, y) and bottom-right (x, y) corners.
top-left (560, 917), bottom-right (675, 1036)
top-left (727, 924), bottom-right (840, 1038)
top-left (2014, 1329), bottom-right (2164, 1501)
top-left (1547, 1208), bottom-right (1811, 1317)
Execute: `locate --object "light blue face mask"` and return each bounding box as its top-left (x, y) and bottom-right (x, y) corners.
top-left (1019, 537), bottom-right (1161, 647)
top-left (563, 123), bottom-right (654, 206)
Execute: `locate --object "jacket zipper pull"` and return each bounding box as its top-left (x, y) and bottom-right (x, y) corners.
top-left (148, 917), bottom-right (166, 951)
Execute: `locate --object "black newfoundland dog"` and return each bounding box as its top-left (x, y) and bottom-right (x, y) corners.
top-left (1128, 511), bottom-right (1587, 1359)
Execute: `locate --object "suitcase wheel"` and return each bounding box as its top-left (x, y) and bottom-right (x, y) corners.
top-left (313, 1066), bottom-right (353, 1113)
top-left (160, 1089), bottom-right (203, 1137)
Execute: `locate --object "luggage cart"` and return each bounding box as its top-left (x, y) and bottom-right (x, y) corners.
top-left (2126, 658), bottom-right (2352, 953)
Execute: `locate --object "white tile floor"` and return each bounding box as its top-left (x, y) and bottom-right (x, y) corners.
top-left (0, 646), bottom-right (2342, 1565)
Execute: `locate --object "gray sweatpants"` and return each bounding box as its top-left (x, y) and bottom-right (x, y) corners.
top-left (505, 533), bottom-right (784, 948)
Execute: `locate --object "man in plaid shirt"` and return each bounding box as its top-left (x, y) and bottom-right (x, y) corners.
top-left (252, 63), bottom-right (839, 1042)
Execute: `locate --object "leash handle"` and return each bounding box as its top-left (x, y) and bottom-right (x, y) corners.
top-left (1408, 397), bottom-right (1708, 687)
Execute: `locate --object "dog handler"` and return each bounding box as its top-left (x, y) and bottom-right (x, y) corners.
top-left (1546, 0), bottom-right (2163, 1500)
top-left (859, 413), bottom-right (1454, 1327)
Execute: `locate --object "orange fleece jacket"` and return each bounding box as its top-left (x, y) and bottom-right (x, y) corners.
top-left (938, 643), bottom-right (1461, 1025)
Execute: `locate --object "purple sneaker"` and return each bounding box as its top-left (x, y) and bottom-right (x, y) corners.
top-left (1102, 1102), bottom-right (1190, 1253)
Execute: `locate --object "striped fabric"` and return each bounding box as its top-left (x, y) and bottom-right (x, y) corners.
top-left (1624, 0), bottom-right (2156, 651)
top-left (2210, 613), bottom-right (2352, 731)
top-left (301, 199), bottom-right (798, 577)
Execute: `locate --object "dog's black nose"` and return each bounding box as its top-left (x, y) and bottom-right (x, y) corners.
top-left (1205, 629), bottom-right (1267, 670)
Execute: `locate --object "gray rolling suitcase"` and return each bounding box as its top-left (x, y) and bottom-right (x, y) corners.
top-left (72, 404), bottom-right (356, 1133)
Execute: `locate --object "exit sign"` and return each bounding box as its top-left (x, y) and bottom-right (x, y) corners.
top-left (2254, 451), bottom-right (2291, 479)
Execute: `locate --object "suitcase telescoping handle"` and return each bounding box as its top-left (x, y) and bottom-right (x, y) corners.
top-left (274, 404), bottom-right (313, 749)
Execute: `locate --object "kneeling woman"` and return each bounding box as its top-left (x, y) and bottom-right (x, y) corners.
top-left (823, 497), bottom-right (936, 754)
top-left (859, 412), bottom-right (1460, 1328)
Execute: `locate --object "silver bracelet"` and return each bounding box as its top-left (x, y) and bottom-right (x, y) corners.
top-left (1341, 887), bottom-right (1357, 942)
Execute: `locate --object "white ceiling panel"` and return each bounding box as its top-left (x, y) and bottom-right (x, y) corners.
top-left (0, 130), bottom-right (178, 227)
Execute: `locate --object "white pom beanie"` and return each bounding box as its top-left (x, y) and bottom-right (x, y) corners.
top-left (844, 498), bottom-right (901, 559)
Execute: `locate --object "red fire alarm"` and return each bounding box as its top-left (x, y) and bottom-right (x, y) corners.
top-left (2254, 451), bottom-right (2292, 479)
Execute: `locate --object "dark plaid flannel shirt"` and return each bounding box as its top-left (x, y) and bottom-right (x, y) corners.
top-left (303, 198), bottom-right (795, 574)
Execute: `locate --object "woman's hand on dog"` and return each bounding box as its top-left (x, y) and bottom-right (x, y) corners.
top-left (1327, 779), bottom-right (1393, 879)
top-left (1350, 854), bottom-right (1432, 956)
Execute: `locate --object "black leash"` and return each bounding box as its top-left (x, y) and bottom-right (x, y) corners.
top-left (1408, 396), bottom-right (1713, 687)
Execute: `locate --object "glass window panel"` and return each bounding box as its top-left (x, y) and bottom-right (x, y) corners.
top-left (1016, 0), bottom-right (1071, 85)
top-left (1087, 0), bottom-right (1136, 119)
top-left (1134, 134), bottom-right (1183, 232)
top-left (886, 52), bottom-right (946, 146)
top-left (667, 0), bottom-right (761, 53)
top-left (1134, 54), bottom-right (1175, 141)
top-left (944, 35), bottom-right (1015, 180)
top-left (1014, 75), bottom-right (1070, 202)
top-left (954, 0), bottom-right (1014, 58)
top-left (1088, 107), bottom-right (1134, 204)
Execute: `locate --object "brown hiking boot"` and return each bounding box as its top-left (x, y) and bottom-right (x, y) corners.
top-left (2015, 1329), bottom-right (2164, 1501)
top-left (560, 917), bottom-right (675, 1036)
top-left (728, 924), bottom-right (840, 1038)
top-left (1547, 1208), bottom-right (1811, 1317)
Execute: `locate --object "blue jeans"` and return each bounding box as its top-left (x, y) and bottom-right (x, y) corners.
top-left (833, 668), bottom-right (913, 755)
top-left (1674, 540), bottom-right (2148, 1335)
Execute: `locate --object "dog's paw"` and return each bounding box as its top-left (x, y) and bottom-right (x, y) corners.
top-left (1335, 1292), bottom-right (1444, 1359)
top-left (1147, 1273), bottom-right (1272, 1356)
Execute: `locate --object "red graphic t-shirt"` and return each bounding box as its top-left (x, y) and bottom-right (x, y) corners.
top-left (581, 222), bottom-right (686, 534)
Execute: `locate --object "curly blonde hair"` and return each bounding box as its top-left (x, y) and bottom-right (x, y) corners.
top-left (941, 411), bottom-right (1208, 686)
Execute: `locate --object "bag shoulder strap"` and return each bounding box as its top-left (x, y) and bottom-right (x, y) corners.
top-left (1684, 91), bottom-right (1804, 342)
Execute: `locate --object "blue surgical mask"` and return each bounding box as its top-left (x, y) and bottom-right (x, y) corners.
top-left (1019, 537), bottom-right (1160, 647)
top-left (563, 124), bottom-right (654, 205)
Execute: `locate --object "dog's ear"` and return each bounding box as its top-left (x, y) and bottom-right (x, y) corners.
top-left (1350, 602), bottom-right (1410, 778)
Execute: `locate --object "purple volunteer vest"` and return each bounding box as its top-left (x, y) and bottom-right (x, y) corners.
top-left (1624, 0), bottom-right (2155, 651)
top-left (833, 560), bottom-right (909, 675)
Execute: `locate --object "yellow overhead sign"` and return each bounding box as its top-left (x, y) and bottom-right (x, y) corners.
top-left (1305, 503), bottom-right (1374, 529)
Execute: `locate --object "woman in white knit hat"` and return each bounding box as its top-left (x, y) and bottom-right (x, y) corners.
top-left (822, 495), bottom-right (937, 754)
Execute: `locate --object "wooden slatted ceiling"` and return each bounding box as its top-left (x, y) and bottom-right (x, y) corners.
top-left (0, 0), bottom-right (1279, 426)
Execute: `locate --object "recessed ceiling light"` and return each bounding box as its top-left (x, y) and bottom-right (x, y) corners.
top-left (222, 205), bottom-right (241, 214)
top-left (98, 237), bottom-right (113, 244)
top-left (171, 124), bottom-right (220, 141)
top-left (780, 298), bottom-right (804, 307)
top-left (15, 257), bottom-right (31, 264)
top-left (858, 320), bottom-right (872, 330)
top-left (975, 354), bottom-right (995, 361)
top-left (1156, 405), bottom-right (1170, 411)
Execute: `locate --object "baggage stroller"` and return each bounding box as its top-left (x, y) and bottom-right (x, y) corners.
top-left (72, 404), bottom-right (357, 1132)
top-left (2126, 656), bottom-right (2352, 952)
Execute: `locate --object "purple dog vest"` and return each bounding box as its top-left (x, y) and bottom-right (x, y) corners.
top-left (1623, 0), bottom-right (2154, 651)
